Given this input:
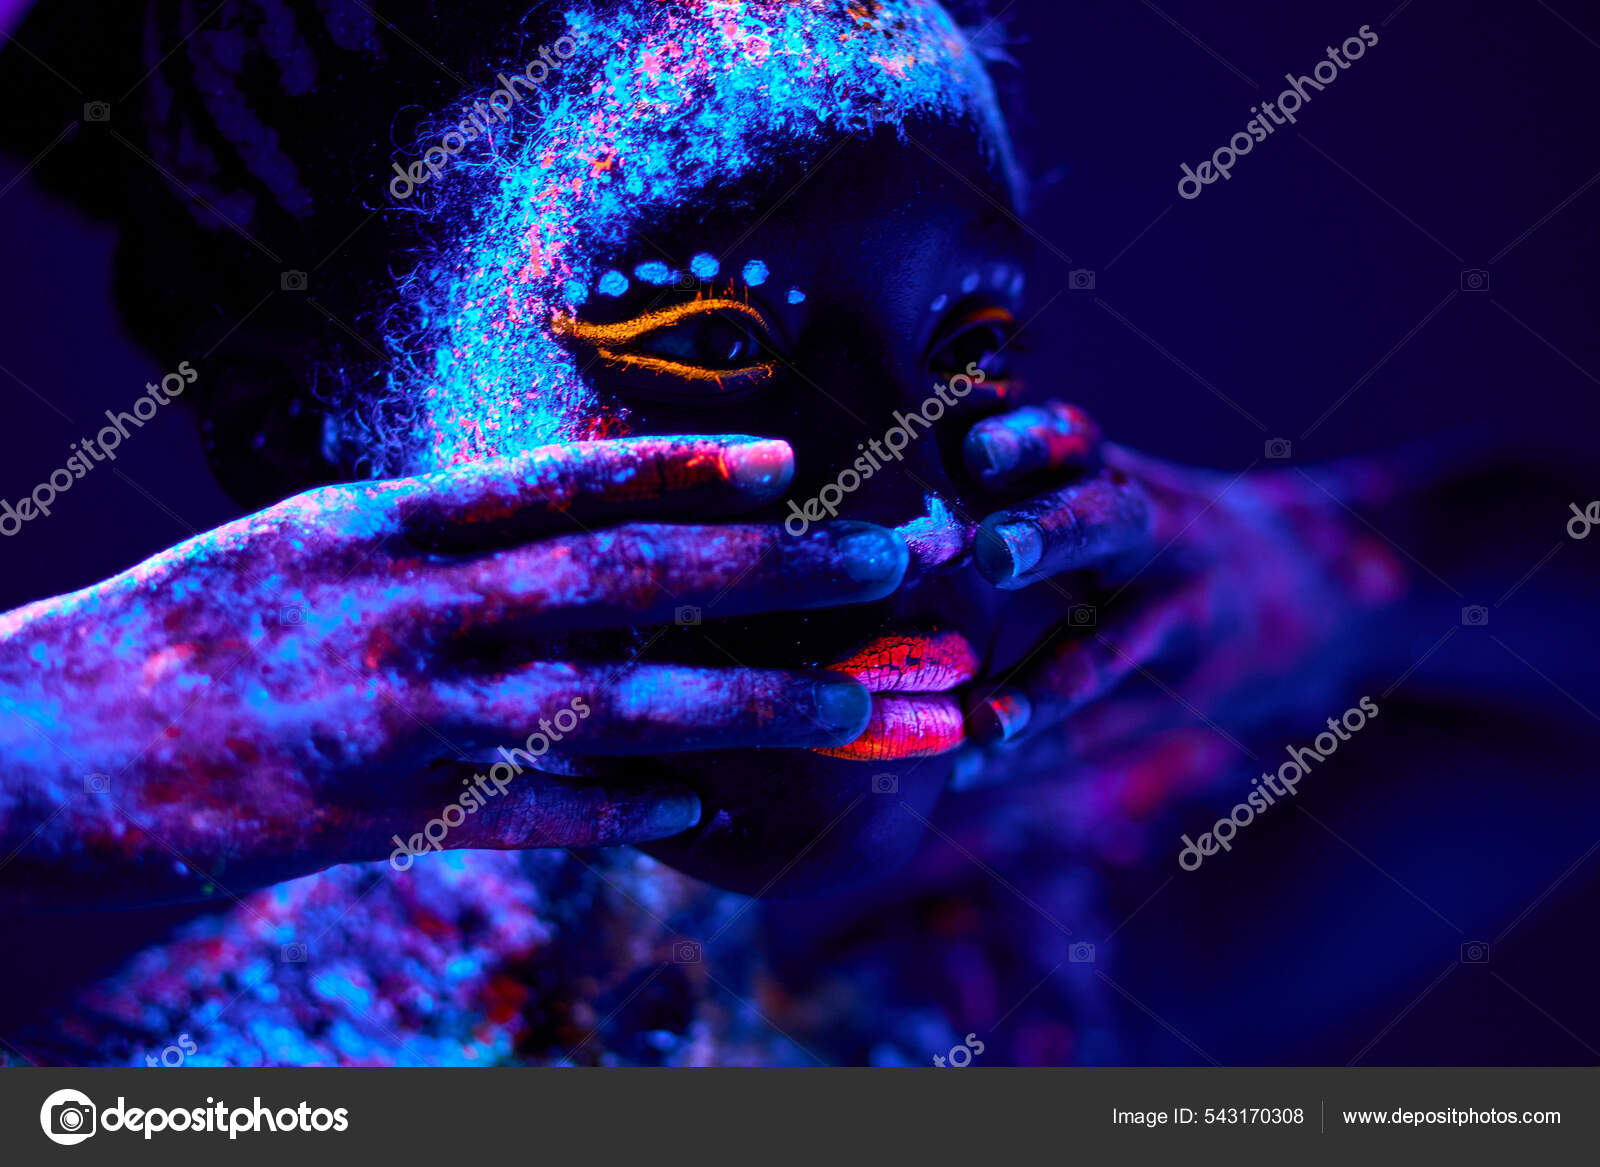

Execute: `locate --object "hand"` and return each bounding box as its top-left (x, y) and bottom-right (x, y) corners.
top-left (955, 402), bottom-right (1406, 767)
top-left (0, 436), bottom-right (909, 903)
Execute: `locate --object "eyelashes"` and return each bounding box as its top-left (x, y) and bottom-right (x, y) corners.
top-left (927, 304), bottom-right (1019, 386)
top-left (552, 299), bottom-right (778, 394)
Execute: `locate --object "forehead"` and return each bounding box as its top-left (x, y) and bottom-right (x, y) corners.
top-left (522, 0), bottom-right (1016, 252)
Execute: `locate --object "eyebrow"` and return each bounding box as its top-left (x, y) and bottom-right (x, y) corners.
top-left (550, 298), bottom-right (769, 345)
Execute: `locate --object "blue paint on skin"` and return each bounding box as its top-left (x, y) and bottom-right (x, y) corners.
top-left (961, 271), bottom-right (979, 293)
top-left (787, 288), bottom-right (806, 304)
top-left (634, 261), bottom-right (676, 285)
top-left (931, 293), bottom-right (949, 312)
top-left (364, 0), bottom-right (1020, 471)
top-left (741, 259), bottom-right (769, 287)
top-left (563, 280), bottom-right (589, 305)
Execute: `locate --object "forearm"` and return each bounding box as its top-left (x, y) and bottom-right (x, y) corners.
top-left (0, 587), bottom-right (209, 910)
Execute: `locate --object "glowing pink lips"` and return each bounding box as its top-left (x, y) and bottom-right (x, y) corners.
top-left (816, 629), bottom-right (978, 761)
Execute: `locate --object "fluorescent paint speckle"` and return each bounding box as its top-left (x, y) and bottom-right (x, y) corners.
top-left (634, 261), bottom-right (675, 285)
top-left (931, 293), bottom-right (949, 312)
top-left (787, 287), bottom-right (806, 304)
top-left (371, 0), bottom-right (1018, 474)
top-left (961, 271), bottom-right (980, 293)
top-left (563, 279), bottom-right (589, 305)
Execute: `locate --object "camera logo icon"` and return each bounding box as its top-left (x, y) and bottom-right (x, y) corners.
top-left (279, 603), bottom-right (306, 626)
top-left (280, 942), bottom-right (308, 963)
top-left (1461, 605), bottom-right (1489, 627)
top-left (672, 939), bottom-right (702, 963)
top-left (82, 101), bottom-right (110, 123)
top-left (871, 772), bottom-right (899, 794)
top-left (1069, 942), bottom-right (1096, 963)
top-left (1460, 268), bottom-right (1490, 292)
top-left (1265, 438), bottom-right (1293, 460)
top-left (280, 270), bottom-right (309, 292)
top-left (40, 1088), bottom-right (97, 1145)
top-left (674, 269), bottom-right (699, 290)
top-left (675, 605), bottom-right (701, 626)
top-left (1068, 604), bottom-right (1097, 628)
top-left (1068, 268), bottom-right (1096, 291)
top-left (1460, 940), bottom-right (1490, 964)
top-left (84, 773), bottom-right (111, 795)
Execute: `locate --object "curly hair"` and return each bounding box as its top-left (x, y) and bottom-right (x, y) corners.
top-left (0, 0), bottom-right (1019, 506)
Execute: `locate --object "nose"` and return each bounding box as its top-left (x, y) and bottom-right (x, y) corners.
top-left (788, 329), bottom-right (1001, 539)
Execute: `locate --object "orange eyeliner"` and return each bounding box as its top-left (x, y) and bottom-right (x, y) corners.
top-left (956, 305), bottom-right (1014, 329)
top-left (595, 350), bottom-right (775, 389)
top-left (552, 298), bottom-right (776, 392)
top-left (551, 298), bottom-right (769, 346)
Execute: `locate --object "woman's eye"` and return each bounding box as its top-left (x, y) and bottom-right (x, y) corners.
top-left (635, 312), bottom-right (768, 370)
top-left (929, 306), bottom-right (1016, 382)
top-left (552, 299), bottom-right (779, 394)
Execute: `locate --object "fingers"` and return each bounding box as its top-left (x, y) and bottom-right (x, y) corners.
top-left (964, 402), bottom-right (1102, 489)
top-left (386, 767), bottom-right (703, 858)
top-left (394, 435), bottom-right (794, 548)
top-left (1008, 583), bottom-right (1206, 742)
top-left (425, 662), bottom-right (873, 754)
top-left (962, 686), bottom-right (1033, 746)
top-left (974, 469), bottom-right (1153, 589)
top-left (415, 520), bottom-right (908, 633)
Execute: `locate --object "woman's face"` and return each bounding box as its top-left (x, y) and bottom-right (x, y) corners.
top-left (390, 0), bottom-right (1067, 893)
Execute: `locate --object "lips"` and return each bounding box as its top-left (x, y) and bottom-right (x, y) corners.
top-left (816, 629), bottom-right (978, 761)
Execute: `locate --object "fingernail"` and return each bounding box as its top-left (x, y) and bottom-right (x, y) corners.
top-left (813, 679), bottom-right (872, 738)
top-left (839, 529), bottom-right (907, 584)
top-left (963, 687), bottom-right (1033, 745)
top-left (976, 517), bottom-right (1044, 584)
top-left (965, 429), bottom-right (1016, 480)
top-left (724, 439), bottom-right (794, 493)
top-left (643, 790), bottom-right (702, 837)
